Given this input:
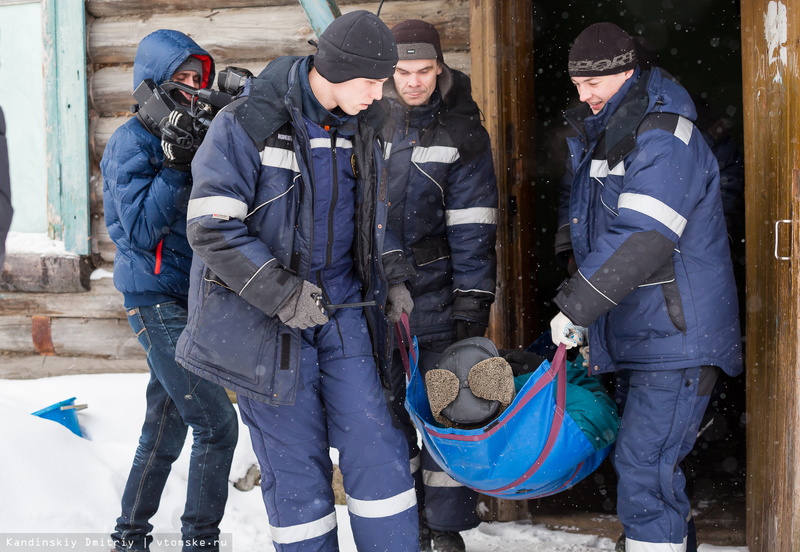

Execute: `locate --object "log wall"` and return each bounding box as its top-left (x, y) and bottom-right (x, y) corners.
top-left (1, 0), bottom-right (470, 366)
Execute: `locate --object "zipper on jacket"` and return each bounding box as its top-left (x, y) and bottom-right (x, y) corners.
top-left (154, 239), bottom-right (163, 274)
top-left (326, 128), bottom-right (338, 267)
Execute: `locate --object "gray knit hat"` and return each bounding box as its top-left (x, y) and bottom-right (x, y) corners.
top-left (315, 10), bottom-right (398, 83)
top-left (568, 22), bottom-right (637, 77)
top-left (174, 56), bottom-right (203, 77)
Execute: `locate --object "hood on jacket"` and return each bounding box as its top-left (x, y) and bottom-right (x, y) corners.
top-left (132, 29), bottom-right (215, 91)
top-left (383, 64), bottom-right (489, 163)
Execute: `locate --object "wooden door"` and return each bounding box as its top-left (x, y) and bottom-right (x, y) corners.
top-left (741, 1), bottom-right (800, 550)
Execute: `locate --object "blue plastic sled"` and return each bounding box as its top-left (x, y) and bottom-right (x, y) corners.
top-left (400, 321), bottom-right (611, 500)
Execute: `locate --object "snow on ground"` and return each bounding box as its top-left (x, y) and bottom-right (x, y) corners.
top-left (0, 373), bottom-right (747, 551)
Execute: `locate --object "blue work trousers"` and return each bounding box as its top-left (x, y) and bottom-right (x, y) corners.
top-left (237, 305), bottom-right (418, 552)
top-left (386, 345), bottom-right (481, 533)
top-left (613, 366), bottom-right (718, 552)
top-left (113, 302), bottom-right (238, 552)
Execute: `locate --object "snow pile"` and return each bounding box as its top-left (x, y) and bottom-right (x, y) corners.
top-left (0, 373), bottom-right (746, 552)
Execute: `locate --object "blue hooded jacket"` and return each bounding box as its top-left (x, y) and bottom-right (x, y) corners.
top-left (555, 67), bottom-right (742, 377)
top-left (102, 30), bottom-right (214, 308)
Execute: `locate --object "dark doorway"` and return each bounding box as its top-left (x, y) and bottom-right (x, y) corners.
top-left (526, 0), bottom-right (746, 541)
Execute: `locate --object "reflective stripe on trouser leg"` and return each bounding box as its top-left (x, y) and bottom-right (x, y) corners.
top-left (237, 394), bottom-right (339, 552)
top-left (391, 344), bottom-right (481, 533)
top-left (613, 367), bottom-right (717, 552)
top-left (386, 349), bottom-right (426, 509)
top-left (421, 445), bottom-right (480, 532)
top-left (321, 310), bottom-right (417, 551)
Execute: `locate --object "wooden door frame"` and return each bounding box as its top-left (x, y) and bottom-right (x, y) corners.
top-left (742, 1), bottom-right (800, 550)
top-left (470, 0), bottom-right (537, 350)
top-left (473, 1), bottom-right (800, 549)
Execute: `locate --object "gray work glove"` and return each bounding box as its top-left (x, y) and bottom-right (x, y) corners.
top-left (385, 282), bottom-right (414, 323)
top-left (276, 280), bottom-right (329, 329)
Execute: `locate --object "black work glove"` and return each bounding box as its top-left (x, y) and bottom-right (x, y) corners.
top-left (500, 349), bottom-right (546, 377)
top-left (456, 320), bottom-right (487, 341)
top-left (160, 109), bottom-right (195, 171)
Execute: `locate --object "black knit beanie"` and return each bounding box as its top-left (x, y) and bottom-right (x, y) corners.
top-left (315, 10), bottom-right (398, 83)
top-left (568, 22), bottom-right (637, 77)
top-left (391, 19), bottom-right (444, 62)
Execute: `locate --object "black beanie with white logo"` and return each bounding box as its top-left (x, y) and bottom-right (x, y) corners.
top-left (568, 22), bottom-right (637, 77)
top-left (315, 10), bottom-right (398, 83)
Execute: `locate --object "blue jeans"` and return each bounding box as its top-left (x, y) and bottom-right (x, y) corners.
top-left (112, 302), bottom-right (238, 552)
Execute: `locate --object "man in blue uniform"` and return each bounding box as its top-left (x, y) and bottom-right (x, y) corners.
top-left (550, 22), bottom-right (743, 552)
top-left (102, 29), bottom-right (238, 552)
top-left (381, 20), bottom-right (498, 552)
top-left (176, 11), bottom-right (418, 551)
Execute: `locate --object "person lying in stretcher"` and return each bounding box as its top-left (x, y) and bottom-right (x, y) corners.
top-left (424, 337), bottom-right (619, 451)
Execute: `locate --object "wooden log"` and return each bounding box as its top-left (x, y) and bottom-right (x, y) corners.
top-left (90, 52), bottom-right (470, 117)
top-left (0, 315), bottom-right (143, 358)
top-left (0, 252), bottom-right (93, 293)
top-left (0, 277), bottom-right (126, 319)
top-left (88, 1), bottom-right (469, 65)
top-left (0, 353), bottom-right (147, 379)
top-left (51, 317), bottom-right (144, 358)
top-left (0, 317), bottom-right (35, 353)
top-left (85, 0), bottom-right (382, 18)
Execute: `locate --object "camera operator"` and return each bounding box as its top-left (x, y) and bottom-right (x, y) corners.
top-left (101, 29), bottom-right (238, 552)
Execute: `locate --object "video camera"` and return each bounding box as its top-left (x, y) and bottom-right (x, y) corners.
top-left (132, 66), bottom-right (253, 152)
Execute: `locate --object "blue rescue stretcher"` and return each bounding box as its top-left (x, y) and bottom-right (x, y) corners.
top-left (398, 317), bottom-right (612, 500)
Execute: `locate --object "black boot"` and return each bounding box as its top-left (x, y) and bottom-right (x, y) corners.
top-left (431, 530), bottom-right (465, 552)
top-left (419, 511), bottom-right (432, 552)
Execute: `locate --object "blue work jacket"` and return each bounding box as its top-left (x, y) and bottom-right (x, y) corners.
top-left (176, 56), bottom-right (412, 404)
top-left (555, 67), bottom-right (742, 377)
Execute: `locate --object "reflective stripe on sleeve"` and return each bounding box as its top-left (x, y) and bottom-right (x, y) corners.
top-left (269, 511), bottom-right (337, 544)
top-left (674, 116), bottom-right (693, 145)
top-left (423, 469), bottom-right (464, 488)
top-left (187, 196), bottom-right (249, 221)
top-left (626, 536), bottom-right (687, 552)
top-left (453, 287), bottom-right (495, 298)
top-left (345, 488), bottom-right (417, 519)
top-left (577, 269), bottom-right (617, 307)
top-left (411, 145), bottom-right (460, 165)
top-left (446, 207), bottom-right (498, 226)
top-left (261, 146), bottom-right (300, 172)
top-left (618, 193), bottom-right (687, 237)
